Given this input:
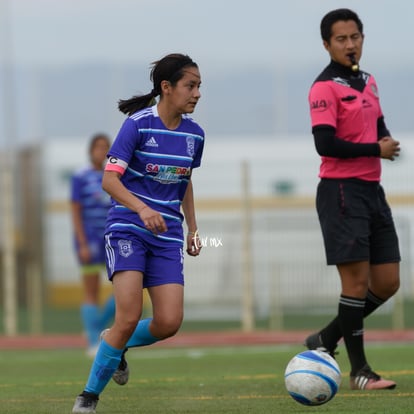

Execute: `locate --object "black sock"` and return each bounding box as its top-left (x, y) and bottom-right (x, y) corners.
top-left (364, 290), bottom-right (386, 317)
top-left (320, 289), bottom-right (386, 350)
top-left (337, 295), bottom-right (367, 375)
top-left (320, 317), bottom-right (342, 352)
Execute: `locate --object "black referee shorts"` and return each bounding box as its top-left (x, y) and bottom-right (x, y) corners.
top-left (316, 178), bottom-right (401, 265)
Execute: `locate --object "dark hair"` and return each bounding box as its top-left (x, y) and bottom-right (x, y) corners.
top-left (320, 8), bottom-right (363, 43)
top-left (118, 53), bottom-right (198, 116)
top-left (88, 132), bottom-right (110, 154)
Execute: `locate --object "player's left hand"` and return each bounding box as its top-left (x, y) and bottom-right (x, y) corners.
top-left (378, 136), bottom-right (400, 161)
top-left (186, 230), bottom-right (201, 256)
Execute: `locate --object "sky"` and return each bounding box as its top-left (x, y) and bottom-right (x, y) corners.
top-left (3, 0), bottom-right (413, 69)
top-left (0, 0), bottom-right (413, 145)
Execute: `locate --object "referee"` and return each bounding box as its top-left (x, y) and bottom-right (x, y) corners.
top-left (305, 9), bottom-right (400, 391)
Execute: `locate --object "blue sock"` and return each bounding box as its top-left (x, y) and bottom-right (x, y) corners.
top-left (126, 318), bottom-right (159, 348)
top-left (81, 304), bottom-right (101, 347)
top-left (84, 339), bottom-right (123, 395)
top-left (100, 296), bottom-right (115, 328)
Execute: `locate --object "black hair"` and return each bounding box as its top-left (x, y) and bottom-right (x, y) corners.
top-left (320, 8), bottom-right (363, 43)
top-left (118, 53), bottom-right (198, 116)
top-left (88, 132), bottom-right (110, 154)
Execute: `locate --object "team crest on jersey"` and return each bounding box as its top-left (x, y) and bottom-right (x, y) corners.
top-left (186, 136), bottom-right (195, 157)
top-left (118, 239), bottom-right (133, 258)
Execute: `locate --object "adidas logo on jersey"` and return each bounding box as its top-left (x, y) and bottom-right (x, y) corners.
top-left (145, 137), bottom-right (158, 147)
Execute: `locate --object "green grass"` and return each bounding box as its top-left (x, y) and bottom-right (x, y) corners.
top-left (2, 300), bottom-right (414, 334)
top-left (0, 343), bottom-right (413, 413)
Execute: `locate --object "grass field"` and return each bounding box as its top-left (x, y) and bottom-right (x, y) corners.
top-left (0, 343), bottom-right (413, 413)
top-left (3, 301), bottom-right (414, 334)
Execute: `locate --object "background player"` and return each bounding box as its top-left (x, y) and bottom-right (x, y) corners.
top-left (70, 133), bottom-right (115, 357)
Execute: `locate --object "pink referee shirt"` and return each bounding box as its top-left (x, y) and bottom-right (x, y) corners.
top-left (309, 74), bottom-right (383, 181)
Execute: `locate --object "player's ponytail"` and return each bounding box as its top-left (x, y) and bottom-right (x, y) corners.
top-left (118, 53), bottom-right (197, 116)
top-left (118, 92), bottom-right (156, 116)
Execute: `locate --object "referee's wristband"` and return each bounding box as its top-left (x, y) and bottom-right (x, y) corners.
top-left (188, 230), bottom-right (198, 236)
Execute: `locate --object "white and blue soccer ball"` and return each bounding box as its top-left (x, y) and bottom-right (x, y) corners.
top-left (284, 350), bottom-right (341, 406)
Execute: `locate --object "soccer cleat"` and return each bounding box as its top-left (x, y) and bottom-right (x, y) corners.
top-left (100, 329), bottom-right (130, 385)
top-left (72, 391), bottom-right (99, 413)
top-left (112, 349), bottom-right (130, 385)
top-left (304, 332), bottom-right (338, 358)
top-left (350, 364), bottom-right (396, 390)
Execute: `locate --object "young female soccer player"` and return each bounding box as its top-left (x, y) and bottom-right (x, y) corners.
top-left (70, 133), bottom-right (115, 357)
top-left (73, 53), bottom-right (204, 413)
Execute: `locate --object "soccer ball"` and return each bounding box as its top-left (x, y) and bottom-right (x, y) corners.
top-left (284, 350), bottom-right (341, 406)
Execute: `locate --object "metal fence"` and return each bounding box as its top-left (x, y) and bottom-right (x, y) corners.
top-left (183, 207), bottom-right (412, 329)
top-left (2, 142), bottom-right (414, 334)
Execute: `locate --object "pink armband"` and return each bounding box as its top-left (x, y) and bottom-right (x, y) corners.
top-left (105, 156), bottom-right (127, 175)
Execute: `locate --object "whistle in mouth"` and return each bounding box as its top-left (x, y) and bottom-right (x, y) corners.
top-left (350, 55), bottom-right (359, 72)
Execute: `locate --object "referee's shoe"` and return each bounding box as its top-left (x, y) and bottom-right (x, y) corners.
top-left (304, 332), bottom-right (338, 359)
top-left (350, 364), bottom-right (396, 390)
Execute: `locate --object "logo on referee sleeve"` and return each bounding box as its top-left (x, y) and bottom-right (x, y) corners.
top-left (118, 239), bottom-right (133, 258)
top-left (310, 99), bottom-right (332, 112)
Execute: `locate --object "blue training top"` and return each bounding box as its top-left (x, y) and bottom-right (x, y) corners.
top-left (71, 166), bottom-right (112, 239)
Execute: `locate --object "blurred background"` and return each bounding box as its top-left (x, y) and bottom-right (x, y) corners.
top-left (1, 0), bottom-right (413, 336)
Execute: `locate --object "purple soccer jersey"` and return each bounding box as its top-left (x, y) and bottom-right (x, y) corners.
top-left (105, 105), bottom-right (205, 245)
top-left (71, 166), bottom-right (112, 263)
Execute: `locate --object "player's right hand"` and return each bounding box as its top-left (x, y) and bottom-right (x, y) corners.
top-left (138, 206), bottom-right (168, 234)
